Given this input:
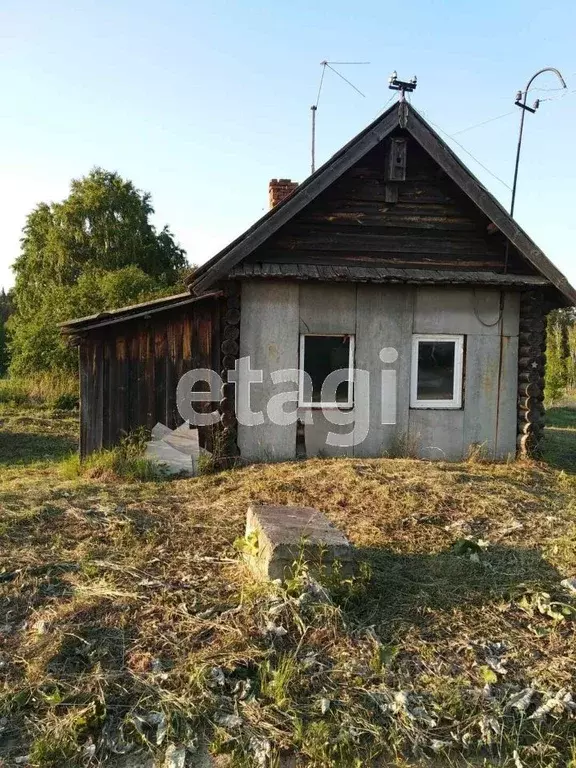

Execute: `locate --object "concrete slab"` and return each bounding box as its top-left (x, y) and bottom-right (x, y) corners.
top-left (245, 504), bottom-right (354, 581)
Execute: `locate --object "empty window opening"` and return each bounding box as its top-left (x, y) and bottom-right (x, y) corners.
top-left (299, 334), bottom-right (354, 407)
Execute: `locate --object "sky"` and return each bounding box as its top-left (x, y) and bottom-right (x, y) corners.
top-left (1, 0), bottom-right (575, 292)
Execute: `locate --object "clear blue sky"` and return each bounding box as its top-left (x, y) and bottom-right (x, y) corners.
top-left (1, 0), bottom-right (575, 292)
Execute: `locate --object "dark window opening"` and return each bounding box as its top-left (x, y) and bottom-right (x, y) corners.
top-left (300, 334), bottom-right (353, 405)
top-left (416, 341), bottom-right (455, 401)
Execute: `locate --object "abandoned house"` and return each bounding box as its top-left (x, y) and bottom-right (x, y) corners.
top-left (61, 101), bottom-right (576, 463)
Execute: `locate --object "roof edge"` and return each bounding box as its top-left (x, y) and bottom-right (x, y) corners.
top-left (61, 290), bottom-right (221, 334)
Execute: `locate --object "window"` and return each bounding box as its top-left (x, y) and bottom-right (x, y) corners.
top-left (410, 335), bottom-right (464, 409)
top-left (299, 334), bottom-right (354, 408)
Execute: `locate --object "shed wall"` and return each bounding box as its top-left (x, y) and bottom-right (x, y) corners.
top-left (79, 300), bottom-right (220, 457)
top-left (238, 280), bottom-right (519, 461)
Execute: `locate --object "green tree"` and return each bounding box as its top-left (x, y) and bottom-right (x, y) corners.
top-left (9, 169), bottom-right (188, 374)
top-left (545, 308), bottom-right (575, 403)
top-left (0, 288), bottom-right (13, 376)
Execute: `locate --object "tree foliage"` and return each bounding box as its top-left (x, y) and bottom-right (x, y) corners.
top-left (9, 169), bottom-right (188, 374)
top-left (545, 308), bottom-right (576, 403)
top-left (0, 289), bottom-right (13, 376)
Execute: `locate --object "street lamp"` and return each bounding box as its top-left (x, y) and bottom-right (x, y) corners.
top-left (510, 67), bottom-right (566, 217)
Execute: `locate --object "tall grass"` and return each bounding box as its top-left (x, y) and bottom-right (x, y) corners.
top-left (0, 372), bottom-right (78, 410)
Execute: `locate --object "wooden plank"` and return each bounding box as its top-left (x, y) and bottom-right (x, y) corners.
top-left (354, 284), bottom-right (414, 457)
top-left (299, 283), bottom-right (356, 335)
top-left (252, 250), bottom-right (508, 270)
top-left (463, 334), bottom-right (501, 455)
top-left (496, 334), bottom-right (520, 458)
top-left (274, 230), bottom-right (503, 257)
top-left (238, 281), bottom-right (299, 462)
top-left (408, 408), bottom-right (465, 461)
top-left (414, 287), bottom-right (502, 336)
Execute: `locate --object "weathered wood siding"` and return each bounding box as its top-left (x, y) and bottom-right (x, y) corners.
top-left (248, 131), bottom-right (534, 275)
top-left (237, 280), bottom-right (520, 462)
top-left (79, 299), bottom-right (220, 457)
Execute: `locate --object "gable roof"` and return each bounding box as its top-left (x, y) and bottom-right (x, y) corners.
top-left (188, 101), bottom-right (575, 306)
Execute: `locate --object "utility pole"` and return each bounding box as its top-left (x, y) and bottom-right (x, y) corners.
top-left (510, 67), bottom-right (566, 217)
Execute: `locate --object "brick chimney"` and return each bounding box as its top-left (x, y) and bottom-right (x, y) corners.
top-left (269, 178), bottom-right (298, 209)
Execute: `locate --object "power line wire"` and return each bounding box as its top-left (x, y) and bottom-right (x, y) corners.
top-left (451, 110), bottom-right (516, 136)
top-left (424, 115), bottom-right (512, 190)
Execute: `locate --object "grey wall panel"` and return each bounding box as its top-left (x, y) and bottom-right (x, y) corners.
top-left (414, 287), bottom-right (502, 336)
top-left (354, 284), bottom-right (414, 457)
top-left (502, 292), bottom-right (520, 336)
top-left (299, 283), bottom-right (357, 334)
top-left (301, 410), bottom-right (356, 458)
top-left (409, 408), bottom-right (465, 460)
top-left (463, 334), bottom-right (501, 454)
top-left (238, 281), bottom-right (299, 461)
top-left (298, 283), bottom-right (357, 457)
top-left (496, 334), bottom-right (519, 458)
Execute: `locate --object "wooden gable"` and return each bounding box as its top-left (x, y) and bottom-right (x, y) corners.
top-left (246, 130), bottom-right (533, 274)
top-left (189, 102), bottom-right (575, 305)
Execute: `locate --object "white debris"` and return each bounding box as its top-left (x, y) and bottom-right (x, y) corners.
top-left (83, 742), bottom-right (96, 759)
top-left (208, 667), bottom-right (226, 687)
top-left (250, 737), bottom-right (272, 767)
top-left (214, 713), bottom-right (243, 729)
top-left (513, 749), bottom-right (524, 768)
top-left (529, 689), bottom-right (570, 721)
top-left (263, 621), bottom-right (288, 639)
top-left (164, 744), bottom-right (186, 768)
top-left (506, 688), bottom-right (535, 712)
top-left (320, 697), bottom-right (331, 714)
top-left (561, 577), bottom-right (576, 594)
top-left (430, 739), bottom-right (451, 753)
top-left (147, 712), bottom-right (167, 745)
top-left (32, 619), bottom-right (47, 635)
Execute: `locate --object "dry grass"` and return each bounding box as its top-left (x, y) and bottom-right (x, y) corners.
top-left (0, 402), bottom-right (575, 766)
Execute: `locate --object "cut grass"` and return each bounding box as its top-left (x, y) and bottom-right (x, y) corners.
top-left (0, 401), bottom-right (575, 766)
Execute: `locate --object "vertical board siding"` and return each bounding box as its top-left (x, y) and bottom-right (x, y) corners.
top-left (235, 281), bottom-right (520, 462)
top-left (78, 300), bottom-right (220, 457)
top-left (354, 284), bottom-right (414, 457)
top-left (238, 281), bottom-right (300, 461)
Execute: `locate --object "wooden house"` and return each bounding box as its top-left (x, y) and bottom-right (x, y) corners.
top-left (62, 101), bottom-right (576, 462)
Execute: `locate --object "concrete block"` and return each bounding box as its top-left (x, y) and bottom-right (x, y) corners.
top-left (245, 504), bottom-right (354, 581)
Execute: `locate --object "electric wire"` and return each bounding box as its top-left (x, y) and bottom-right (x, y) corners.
top-left (424, 115), bottom-right (513, 191)
top-left (451, 111), bottom-right (516, 136)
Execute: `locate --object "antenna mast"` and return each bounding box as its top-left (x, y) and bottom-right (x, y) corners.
top-left (310, 60), bottom-right (369, 174)
top-left (388, 71), bottom-right (418, 101)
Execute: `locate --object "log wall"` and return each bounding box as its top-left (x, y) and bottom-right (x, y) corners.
top-left (517, 290), bottom-right (548, 457)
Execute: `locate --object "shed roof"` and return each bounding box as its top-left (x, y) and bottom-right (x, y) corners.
top-left (60, 290), bottom-right (221, 334)
top-left (188, 101), bottom-right (576, 306)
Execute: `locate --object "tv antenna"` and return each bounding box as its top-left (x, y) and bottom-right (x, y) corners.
top-left (388, 71), bottom-right (417, 101)
top-left (311, 60), bottom-right (369, 174)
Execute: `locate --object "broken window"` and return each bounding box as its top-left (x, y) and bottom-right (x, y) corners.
top-left (299, 334), bottom-right (354, 407)
top-left (410, 335), bottom-right (464, 408)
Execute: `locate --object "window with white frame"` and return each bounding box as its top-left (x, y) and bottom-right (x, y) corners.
top-left (299, 334), bottom-right (354, 408)
top-left (410, 335), bottom-right (464, 409)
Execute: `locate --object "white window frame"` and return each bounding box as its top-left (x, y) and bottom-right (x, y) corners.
top-left (410, 334), bottom-right (464, 409)
top-left (298, 333), bottom-right (355, 409)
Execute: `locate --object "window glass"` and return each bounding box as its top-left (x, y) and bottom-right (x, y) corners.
top-left (302, 335), bottom-right (352, 404)
top-left (416, 340), bottom-right (455, 401)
